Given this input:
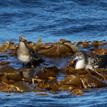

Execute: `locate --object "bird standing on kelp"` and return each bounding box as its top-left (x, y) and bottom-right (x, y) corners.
top-left (17, 36), bottom-right (43, 67)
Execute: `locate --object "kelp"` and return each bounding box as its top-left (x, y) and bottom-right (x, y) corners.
top-left (0, 38), bottom-right (107, 95)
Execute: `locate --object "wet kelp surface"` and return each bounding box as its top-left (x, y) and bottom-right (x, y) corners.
top-left (0, 39), bottom-right (107, 95)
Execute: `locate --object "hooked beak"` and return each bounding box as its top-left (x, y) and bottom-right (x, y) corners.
top-left (71, 57), bottom-right (78, 67)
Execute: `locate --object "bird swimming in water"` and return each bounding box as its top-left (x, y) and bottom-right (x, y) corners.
top-left (17, 36), bottom-right (43, 67)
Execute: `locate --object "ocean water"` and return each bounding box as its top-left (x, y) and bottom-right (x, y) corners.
top-left (0, 0), bottom-right (107, 107)
top-left (0, 0), bottom-right (107, 42)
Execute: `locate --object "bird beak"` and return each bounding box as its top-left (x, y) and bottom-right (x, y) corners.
top-left (71, 57), bottom-right (78, 66)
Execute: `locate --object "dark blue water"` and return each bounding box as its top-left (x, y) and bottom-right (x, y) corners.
top-left (1, 89), bottom-right (107, 107)
top-left (0, 0), bottom-right (107, 106)
top-left (0, 0), bottom-right (107, 42)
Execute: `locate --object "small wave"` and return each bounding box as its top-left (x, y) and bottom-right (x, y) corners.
top-left (0, 0), bottom-right (107, 41)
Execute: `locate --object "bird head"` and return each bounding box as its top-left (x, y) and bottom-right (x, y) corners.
top-left (19, 36), bottom-right (29, 48)
top-left (74, 52), bottom-right (85, 61)
top-left (19, 36), bottom-right (27, 43)
top-left (71, 52), bottom-right (86, 69)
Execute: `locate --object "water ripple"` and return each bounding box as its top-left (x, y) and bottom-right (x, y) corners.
top-left (0, 0), bottom-right (107, 106)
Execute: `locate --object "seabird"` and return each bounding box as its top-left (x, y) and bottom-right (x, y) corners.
top-left (72, 51), bottom-right (107, 70)
top-left (72, 51), bottom-right (107, 80)
top-left (17, 36), bottom-right (43, 67)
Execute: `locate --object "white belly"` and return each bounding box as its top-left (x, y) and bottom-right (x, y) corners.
top-left (75, 60), bottom-right (85, 69)
top-left (18, 55), bottom-right (31, 63)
